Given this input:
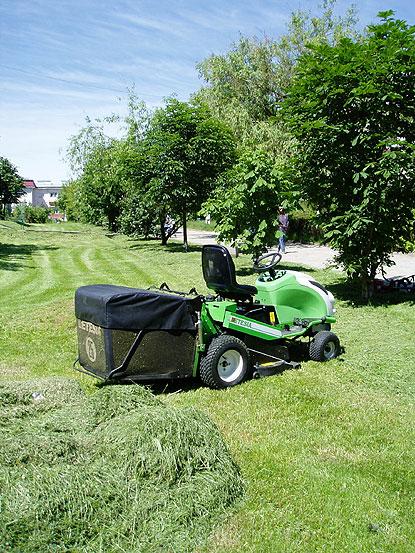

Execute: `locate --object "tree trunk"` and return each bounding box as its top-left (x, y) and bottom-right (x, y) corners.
top-left (360, 253), bottom-right (378, 301)
top-left (182, 207), bottom-right (188, 252)
top-left (361, 273), bottom-right (374, 302)
top-left (107, 208), bottom-right (118, 232)
top-left (160, 220), bottom-right (168, 245)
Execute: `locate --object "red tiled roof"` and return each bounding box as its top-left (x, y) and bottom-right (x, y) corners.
top-left (23, 180), bottom-right (36, 188)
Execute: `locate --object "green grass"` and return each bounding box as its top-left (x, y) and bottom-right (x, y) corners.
top-left (1, 221), bottom-right (415, 552)
top-left (187, 218), bottom-right (216, 232)
top-left (0, 379), bottom-right (242, 552)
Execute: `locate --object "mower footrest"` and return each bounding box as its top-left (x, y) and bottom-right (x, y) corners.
top-left (253, 360), bottom-right (301, 379)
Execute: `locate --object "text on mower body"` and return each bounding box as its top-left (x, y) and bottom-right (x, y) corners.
top-left (230, 316), bottom-right (252, 328)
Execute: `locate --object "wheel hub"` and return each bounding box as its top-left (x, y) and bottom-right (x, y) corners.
top-left (323, 341), bottom-right (336, 359)
top-left (217, 349), bottom-right (244, 383)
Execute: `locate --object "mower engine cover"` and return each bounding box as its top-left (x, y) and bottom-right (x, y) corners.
top-left (255, 270), bottom-right (336, 323)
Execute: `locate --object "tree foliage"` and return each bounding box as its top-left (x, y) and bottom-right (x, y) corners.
top-left (124, 99), bottom-right (236, 247)
top-left (76, 141), bottom-right (142, 231)
top-left (195, 0), bottom-right (358, 152)
top-left (66, 94), bottom-right (150, 176)
top-left (0, 156), bottom-right (24, 219)
top-left (56, 180), bottom-right (82, 222)
top-left (202, 149), bottom-right (293, 258)
top-left (65, 97), bottom-right (151, 231)
top-left (13, 205), bottom-right (51, 224)
top-left (65, 97), bottom-right (235, 244)
top-left (281, 11), bottom-right (415, 298)
top-left (194, 1), bottom-right (359, 253)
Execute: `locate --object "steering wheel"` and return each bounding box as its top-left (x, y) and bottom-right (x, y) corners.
top-left (253, 251), bottom-right (282, 273)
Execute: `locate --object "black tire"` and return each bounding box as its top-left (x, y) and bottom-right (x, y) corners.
top-left (200, 334), bottom-right (250, 389)
top-left (309, 331), bottom-right (340, 362)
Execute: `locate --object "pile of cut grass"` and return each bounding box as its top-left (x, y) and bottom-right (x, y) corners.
top-left (0, 378), bottom-right (243, 552)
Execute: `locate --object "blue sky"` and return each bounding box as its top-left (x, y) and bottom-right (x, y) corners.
top-left (0, 0), bottom-right (413, 183)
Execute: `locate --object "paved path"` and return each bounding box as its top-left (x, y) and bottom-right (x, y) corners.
top-left (173, 229), bottom-right (415, 279)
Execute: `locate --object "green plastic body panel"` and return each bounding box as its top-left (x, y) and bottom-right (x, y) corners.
top-left (194, 302), bottom-right (223, 377)
top-left (255, 272), bottom-right (330, 324)
top-left (204, 300), bottom-right (237, 323)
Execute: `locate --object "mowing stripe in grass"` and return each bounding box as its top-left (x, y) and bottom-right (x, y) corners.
top-left (50, 247), bottom-right (94, 293)
top-left (0, 241), bottom-right (39, 294)
top-left (14, 248), bottom-right (63, 308)
top-left (0, 264), bottom-right (34, 302)
top-left (2, 223), bottom-right (415, 553)
top-left (84, 246), bottom-right (126, 283)
top-left (80, 246), bottom-right (98, 273)
top-left (93, 247), bottom-right (154, 287)
top-left (1, 250), bottom-right (52, 310)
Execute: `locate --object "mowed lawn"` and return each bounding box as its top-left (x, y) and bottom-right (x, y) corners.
top-left (1, 221), bottom-right (414, 552)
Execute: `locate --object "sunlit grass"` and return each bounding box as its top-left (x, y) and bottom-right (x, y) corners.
top-left (1, 221), bottom-right (414, 552)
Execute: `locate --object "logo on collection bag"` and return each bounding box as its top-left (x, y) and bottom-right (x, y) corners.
top-left (85, 337), bottom-right (97, 362)
top-left (78, 320), bottom-right (101, 336)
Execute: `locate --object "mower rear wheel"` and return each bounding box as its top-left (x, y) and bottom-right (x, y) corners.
top-left (200, 335), bottom-right (250, 389)
top-left (309, 331), bottom-right (340, 361)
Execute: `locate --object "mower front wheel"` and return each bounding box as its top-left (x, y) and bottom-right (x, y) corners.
top-left (200, 335), bottom-right (250, 389)
top-left (309, 331), bottom-right (340, 361)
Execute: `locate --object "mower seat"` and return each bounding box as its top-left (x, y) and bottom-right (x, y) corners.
top-left (202, 245), bottom-right (257, 301)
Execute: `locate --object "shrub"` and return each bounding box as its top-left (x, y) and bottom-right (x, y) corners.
top-left (289, 210), bottom-right (323, 243)
top-left (13, 205), bottom-right (51, 224)
top-left (56, 180), bottom-right (82, 221)
top-left (118, 192), bottom-right (160, 239)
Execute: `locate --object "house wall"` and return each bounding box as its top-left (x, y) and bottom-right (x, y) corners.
top-left (19, 190), bottom-right (34, 204)
top-left (32, 187), bottom-right (61, 209)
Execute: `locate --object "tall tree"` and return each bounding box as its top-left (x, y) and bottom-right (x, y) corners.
top-left (0, 157), bottom-right (24, 219)
top-left (135, 99), bottom-right (236, 248)
top-left (56, 179), bottom-right (81, 222)
top-left (196, 0), bottom-right (358, 151)
top-left (195, 0), bottom-right (358, 252)
top-left (65, 94), bottom-right (150, 231)
top-left (77, 140), bottom-right (143, 231)
top-left (281, 11), bottom-right (415, 299)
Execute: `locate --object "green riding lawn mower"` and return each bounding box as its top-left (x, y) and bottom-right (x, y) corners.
top-left (75, 245), bottom-right (341, 389)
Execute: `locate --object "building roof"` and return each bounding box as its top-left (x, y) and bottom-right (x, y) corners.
top-left (23, 180), bottom-right (36, 188)
top-left (36, 180), bottom-right (62, 189)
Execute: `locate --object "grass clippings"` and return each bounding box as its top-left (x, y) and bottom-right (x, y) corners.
top-left (0, 378), bottom-right (243, 553)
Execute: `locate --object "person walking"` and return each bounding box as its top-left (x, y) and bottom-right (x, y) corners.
top-left (277, 207), bottom-right (289, 254)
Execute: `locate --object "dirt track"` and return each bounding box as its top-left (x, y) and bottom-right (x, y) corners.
top-left (172, 229), bottom-right (415, 279)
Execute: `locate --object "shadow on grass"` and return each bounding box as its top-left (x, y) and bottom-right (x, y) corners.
top-left (0, 220), bottom-right (30, 229)
top-left (97, 377), bottom-right (203, 395)
top-left (279, 262), bottom-right (318, 273)
top-left (148, 377), bottom-right (203, 395)
top-left (0, 243), bottom-right (58, 272)
top-left (25, 228), bottom-right (82, 234)
top-left (128, 239), bottom-right (202, 255)
top-left (98, 358), bottom-right (322, 395)
top-left (329, 277), bottom-right (415, 307)
top-left (147, 366), bottom-right (307, 393)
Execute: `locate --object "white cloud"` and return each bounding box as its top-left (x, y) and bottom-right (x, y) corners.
top-left (0, 80), bottom-right (121, 102)
top-left (116, 13), bottom-right (188, 39)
